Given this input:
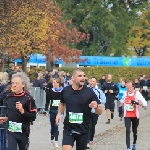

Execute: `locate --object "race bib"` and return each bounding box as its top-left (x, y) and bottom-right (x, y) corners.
top-left (8, 121), bottom-right (22, 133)
top-left (69, 112), bottom-right (83, 124)
top-left (135, 88), bottom-right (140, 91)
top-left (143, 86), bottom-right (148, 90)
top-left (126, 104), bottom-right (134, 111)
top-left (52, 100), bottom-right (60, 106)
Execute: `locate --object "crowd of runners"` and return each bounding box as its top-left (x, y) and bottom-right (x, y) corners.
top-left (0, 63), bottom-right (149, 150)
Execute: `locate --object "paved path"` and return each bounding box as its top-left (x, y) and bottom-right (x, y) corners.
top-left (29, 101), bottom-right (150, 150)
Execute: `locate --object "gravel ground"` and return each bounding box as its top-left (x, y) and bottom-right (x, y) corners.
top-left (91, 113), bottom-right (150, 150)
top-left (29, 103), bottom-right (150, 150)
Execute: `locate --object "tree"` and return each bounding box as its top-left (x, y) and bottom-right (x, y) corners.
top-left (127, 3), bottom-right (150, 56)
top-left (56, 0), bottom-right (136, 56)
top-left (0, 0), bottom-right (21, 71)
top-left (6, 0), bottom-right (87, 72)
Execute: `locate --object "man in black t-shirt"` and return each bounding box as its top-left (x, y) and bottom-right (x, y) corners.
top-left (101, 74), bottom-right (119, 124)
top-left (56, 69), bottom-right (102, 150)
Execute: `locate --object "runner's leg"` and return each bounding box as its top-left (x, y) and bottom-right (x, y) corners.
top-left (18, 135), bottom-right (29, 150)
top-left (124, 117), bottom-right (131, 149)
top-left (62, 129), bottom-right (74, 150)
top-left (6, 133), bottom-right (17, 150)
top-left (105, 102), bottom-right (111, 123)
top-left (90, 113), bottom-right (99, 142)
top-left (76, 134), bottom-right (89, 150)
top-left (50, 113), bottom-right (56, 141)
top-left (132, 118), bottom-right (139, 145)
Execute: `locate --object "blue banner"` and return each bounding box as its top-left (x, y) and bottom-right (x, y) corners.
top-left (79, 56), bottom-right (150, 67)
top-left (14, 55), bottom-right (150, 67)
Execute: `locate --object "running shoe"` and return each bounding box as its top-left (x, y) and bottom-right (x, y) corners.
top-left (86, 143), bottom-right (90, 149)
top-left (50, 142), bottom-right (54, 148)
top-left (106, 121), bottom-right (110, 124)
top-left (132, 144), bottom-right (136, 150)
top-left (127, 148), bottom-right (131, 150)
top-left (54, 142), bottom-right (59, 148)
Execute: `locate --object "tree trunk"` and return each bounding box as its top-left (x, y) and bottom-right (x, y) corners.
top-left (46, 61), bottom-right (53, 71)
top-left (0, 57), bottom-right (5, 72)
top-left (46, 50), bottom-right (53, 71)
top-left (22, 57), bottom-right (28, 73)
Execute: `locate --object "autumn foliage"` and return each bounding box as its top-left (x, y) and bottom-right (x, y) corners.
top-left (127, 4), bottom-right (150, 56)
top-left (0, 0), bottom-right (88, 71)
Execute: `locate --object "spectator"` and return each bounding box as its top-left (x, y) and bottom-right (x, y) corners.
top-left (99, 75), bottom-right (106, 88)
top-left (6, 63), bottom-right (15, 74)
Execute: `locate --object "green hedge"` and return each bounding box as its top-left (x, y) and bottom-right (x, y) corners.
top-left (28, 67), bottom-right (150, 82)
top-left (58, 67), bottom-right (150, 82)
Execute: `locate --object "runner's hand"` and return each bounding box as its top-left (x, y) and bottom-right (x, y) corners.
top-left (0, 117), bottom-right (8, 124)
top-left (89, 101), bottom-right (98, 109)
top-left (104, 90), bottom-right (108, 93)
top-left (16, 101), bottom-right (24, 114)
top-left (131, 100), bottom-right (139, 105)
top-left (56, 114), bottom-right (62, 125)
top-left (109, 90), bottom-right (113, 93)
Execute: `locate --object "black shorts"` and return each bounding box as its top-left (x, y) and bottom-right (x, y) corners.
top-left (62, 129), bottom-right (88, 150)
top-left (105, 101), bottom-right (115, 112)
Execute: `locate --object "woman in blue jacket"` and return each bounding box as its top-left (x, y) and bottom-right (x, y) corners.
top-left (117, 80), bottom-right (126, 121)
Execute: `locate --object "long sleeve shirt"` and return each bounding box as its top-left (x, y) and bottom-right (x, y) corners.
top-left (91, 86), bottom-right (106, 113)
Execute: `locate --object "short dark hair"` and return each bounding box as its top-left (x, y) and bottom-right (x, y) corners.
top-left (91, 77), bottom-right (97, 81)
top-left (126, 80), bottom-right (135, 87)
top-left (72, 69), bottom-right (84, 76)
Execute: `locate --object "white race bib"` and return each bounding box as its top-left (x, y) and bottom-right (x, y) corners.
top-left (126, 104), bottom-right (134, 111)
top-left (143, 86), bottom-right (148, 90)
top-left (8, 121), bottom-right (22, 133)
top-left (69, 112), bottom-right (83, 124)
top-left (52, 100), bottom-right (60, 106)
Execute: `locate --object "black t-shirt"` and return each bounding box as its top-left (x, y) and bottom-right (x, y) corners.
top-left (61, 85), bottom-right (100, 134)
top-left (49, 88), bottom-right (62, 114)
top-left (101, 82), bottom-right (119, 100)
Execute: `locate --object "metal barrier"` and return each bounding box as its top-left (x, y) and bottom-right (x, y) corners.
top-left (29, 87), bottom-right (46, 109)
top-left (0, 106), bottom-right (7, 150)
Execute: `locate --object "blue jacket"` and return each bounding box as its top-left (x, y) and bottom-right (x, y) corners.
top-left (118, 84), bottom-right (126, 100)
top-left (91, 86), bottom-right (106, 113)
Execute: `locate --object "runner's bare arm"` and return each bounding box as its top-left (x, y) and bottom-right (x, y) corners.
top-left (58, 103), bottom-right (66, 115)
top-left (56, 103), bottom-right (66, 125)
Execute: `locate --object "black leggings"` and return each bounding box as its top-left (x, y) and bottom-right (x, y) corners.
top-left (6, 133), bottom-right (29, 150)
top-left (50, 113), bottom-right (59, 141)
top-left (124, 117), bottom-right (139, 148)
top-left (88, 113), bottom-right (99, 142)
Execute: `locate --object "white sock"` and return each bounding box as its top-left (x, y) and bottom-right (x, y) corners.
top-left (51, 139), bottom-right (54, 143)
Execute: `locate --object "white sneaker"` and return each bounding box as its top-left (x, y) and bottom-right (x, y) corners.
top-left (87, 143), bottom-right (90, 149)
top-left (50, 141), bottom-right (54, 148)
top-left (54, 142), bottom-right (59, 148)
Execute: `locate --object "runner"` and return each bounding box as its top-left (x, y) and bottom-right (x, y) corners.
top-left (101, 74), bottom-right (119, 124)
top-left (48, 78), bottom-right (63, 148)
top-left (117, 80), bottom-right (126, 121)
top-left (0, 72), bottom-right (37, 150)
top-left (56, 69), bottom-right (102, 150)
top-left (119, 80), bottom-right (147, 150)
top-left (87, 77), bottom-right (106, 149)
top-left (140, 75), bottom-right (150, 109)
top-left (134, 78), bottom-right (140, 91)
